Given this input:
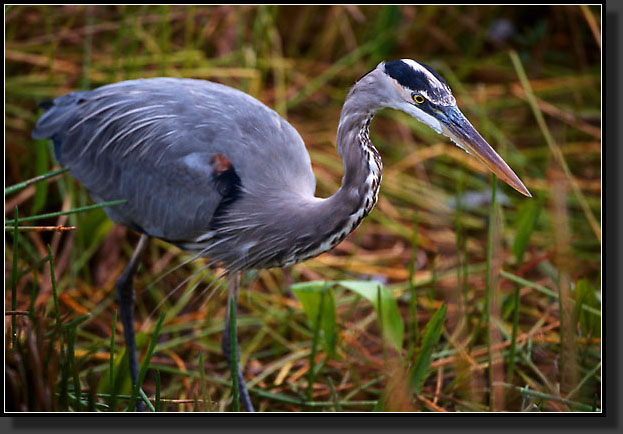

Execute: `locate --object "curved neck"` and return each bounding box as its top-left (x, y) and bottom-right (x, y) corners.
top-left (333, 95), bottom-right (382, 218)
top-left (208, 77), bottom-right (386, 270)
top-left (287, 88), bottom-right (384, 265)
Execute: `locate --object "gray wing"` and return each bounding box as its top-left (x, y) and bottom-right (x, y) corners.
top-left (32, 78), bottom-right (316, 242)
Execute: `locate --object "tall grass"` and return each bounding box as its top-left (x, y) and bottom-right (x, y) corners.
top-left (5, 5), bottom-right (601, 412)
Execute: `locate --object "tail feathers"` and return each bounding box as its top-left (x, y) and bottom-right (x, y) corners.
top-left (32, 91), bottom-right (91, 166)
top-left (32, 91), bottom-right (90, 139)
top-left (31, 106), bottom-right (70, 140)
top-left (37, 100), bottom-right (54, 110)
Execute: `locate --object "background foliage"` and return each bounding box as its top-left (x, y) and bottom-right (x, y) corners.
top-left (5, 5), bottom-right (601, 412)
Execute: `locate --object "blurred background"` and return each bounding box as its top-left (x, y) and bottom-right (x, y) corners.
top-left (5, 5), bottom-right (601, 412)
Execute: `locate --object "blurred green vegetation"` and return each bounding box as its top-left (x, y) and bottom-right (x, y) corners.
top-left (6, 5), bottom-right (601, 412)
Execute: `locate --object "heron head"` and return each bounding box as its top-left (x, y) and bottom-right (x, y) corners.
top-left (377, 59), bottom-right (531, 197)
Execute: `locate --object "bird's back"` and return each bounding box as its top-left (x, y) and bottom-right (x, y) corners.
top-left (32, 78), bottom-right (317, 245)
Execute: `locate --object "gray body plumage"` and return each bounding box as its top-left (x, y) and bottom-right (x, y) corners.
top-left (33, 78), bottom-right (314, 230)
top-left (32, 75), bottom-right (383, 270)
top-left (32, 59), bottom-right (529, 272)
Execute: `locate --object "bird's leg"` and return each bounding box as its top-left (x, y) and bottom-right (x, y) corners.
top-left (221, 272), bottom-right (255, 412)
top-left (115, 233), bottom-right (150, 411)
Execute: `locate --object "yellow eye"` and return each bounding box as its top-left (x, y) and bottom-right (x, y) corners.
top-left (412, 94), bottom-right (425, 104)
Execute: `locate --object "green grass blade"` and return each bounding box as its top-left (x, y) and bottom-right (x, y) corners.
top-left (109, 310), bottom-right (117, 411)
top-left (229, 295), bottom-right (240, 412)
top-left (11, 207), bottom-right (19, 349)
top-left (58, 338), bottom-right (69, 411)
top-left (573, 279), bottom-right (600, 338)
top-left (126, 313), bottom-right (165, 411)
top-left (337, 280), bottom-right (404, 351)
top-left (566, 361), bottom-right (601, 401)
top-left (407, 211), bottom-right (419, 361)
top-left (62, 313), bottom-right (91, 331)
top-left (15, 199), bottom-right (127, 224)
top-left (66, 326), bottom-right (80, 411)
top-left (376, 285), bottom-right (387, 363)
top-left (138, 388), bottom-right (156, 412)
top-left (484, 175), bottom-right (498, 411)
top-left (155, 369), bottom-right (161, 412)
top-left (512, 193), bottom-right (543, 263)
top-left (495, 382), bottom-right (599, 412)
top-left (306, 285), bottom-right (326, 403)
top-left (18, 253), bottom-right (51, 280)
top-left (500, 271), bottom-right (600, 317)
top-left (87, 369), bottom-right (97, 411)
top-left (410, 303), bottom-right (447, 394)
top-left (508, 192), bottom-right (543, 384)
top-left (5, 167), bottom-right (69, 195)
top-left (327, 377), bottom-right (342, 412)
top-left (198, 351), bottom-right (212, 411)
top-left (291, 281), bottom-right (337, 358)
top-left (46, 244), bottom-right (62, 330)
top-left (509, 49), bottom-right (600, 243)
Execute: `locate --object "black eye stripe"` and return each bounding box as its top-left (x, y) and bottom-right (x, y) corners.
top-left (385, 60), bottom-right (454, 106)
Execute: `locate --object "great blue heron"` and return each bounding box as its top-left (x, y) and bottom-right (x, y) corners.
top-left (32, 59), bottom-right (530, 412)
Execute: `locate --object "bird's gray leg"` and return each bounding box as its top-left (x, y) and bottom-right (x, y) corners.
top-left (221, 272), bottom-right (255, 412)
top-left (115, 233), bottom-right (149, 411)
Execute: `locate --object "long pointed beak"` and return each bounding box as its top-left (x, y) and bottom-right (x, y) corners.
top-left (440, 106), bottom-right (531, 197)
